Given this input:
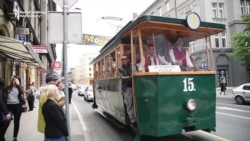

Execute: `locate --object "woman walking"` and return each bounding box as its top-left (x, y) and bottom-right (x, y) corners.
top-left (5, 77), bottom-right (24, 141)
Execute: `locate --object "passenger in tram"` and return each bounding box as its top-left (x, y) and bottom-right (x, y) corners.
top-left (118, 54), bottom-right (137, 127)
top-left (145, 43), bottom-right (171, 72)
top-left (135, 53), bottom-right (142, 72)
top-left (169, 36), bottom-right (197, 71)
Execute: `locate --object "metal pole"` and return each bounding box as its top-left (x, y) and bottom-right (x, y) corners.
top-left (63, 0), bottom-right (71, 140)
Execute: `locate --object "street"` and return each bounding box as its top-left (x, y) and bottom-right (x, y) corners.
top-left (215, 97), bottom-right (250, 141)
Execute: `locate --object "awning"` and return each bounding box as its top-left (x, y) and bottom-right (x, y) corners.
top-left (0, 35), bottom-right (46, 69)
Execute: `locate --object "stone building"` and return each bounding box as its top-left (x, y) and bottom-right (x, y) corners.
top-left (0, 0), bottom-right (57, 87)
top-left (140, 0), bottom-right (250, 86)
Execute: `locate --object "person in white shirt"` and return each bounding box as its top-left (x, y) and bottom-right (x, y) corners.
top-left (169, 36), bottom-right (197, 71)
top-left (145, 43), bottom-right (171, 72)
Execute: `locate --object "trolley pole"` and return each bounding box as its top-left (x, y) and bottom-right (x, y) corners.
top-left (63, 0), bottom-right (71, 140)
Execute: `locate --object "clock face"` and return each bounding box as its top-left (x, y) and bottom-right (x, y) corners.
top-left (186, 12), bottom-right (201, 30)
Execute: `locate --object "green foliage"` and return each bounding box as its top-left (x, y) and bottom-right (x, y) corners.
top-left (230, 14), bottom-right (250, 67)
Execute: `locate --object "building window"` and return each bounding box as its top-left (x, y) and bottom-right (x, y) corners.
top-left (89, 68), bottom-right (91, 71)
top-left (241, 0), bottom-right (250, 14)
top-left (212, 2), bottom-right (225, 18)
top-left (218, 3), bottom-right (225, 18)
top-left (189, 42), bottom-right (195, 52)
top-left (89, 73), bottom-right (91, 77)
top-left (221, 31), bottom-right (226, 47)
top-left (215, 34), bottom-right (219, 48)
top-left (214, 32), bottom-right (227, 48)
top-left (212, 3), bottom-right (217, 18)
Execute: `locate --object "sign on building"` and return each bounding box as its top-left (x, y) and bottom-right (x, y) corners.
top-left (32, 45), bottom-right (48, 53)
top-left (53, 61), bottom-right (62, 69)
top-left (16, 28), bottom-right (29, 34)
top-left (18, 34), bottom-right (26, 42)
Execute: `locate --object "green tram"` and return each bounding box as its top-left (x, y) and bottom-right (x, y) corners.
top-left (91, 13), bottom-right (225, 140)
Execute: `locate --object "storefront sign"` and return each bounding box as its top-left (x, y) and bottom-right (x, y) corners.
top-left (38, 68), bottom-right (45, 73)
top-left (32, 45), bottom-right (48, 53)
top-left (53, 61), bottom-right (62, 69)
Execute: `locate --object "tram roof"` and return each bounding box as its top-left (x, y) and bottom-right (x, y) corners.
top-left (92, 15), bottom-right (225, 64)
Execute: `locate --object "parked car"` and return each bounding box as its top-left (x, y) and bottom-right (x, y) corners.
top-left (233, 83), bottom-right (250, 105)
top-left (77, 85), bottom-right (86, 96)
top-left (84, 85), bottom-right (94, 101)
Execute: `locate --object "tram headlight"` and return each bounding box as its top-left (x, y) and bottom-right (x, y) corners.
top-left (186, 99), bottom-right (196, 111)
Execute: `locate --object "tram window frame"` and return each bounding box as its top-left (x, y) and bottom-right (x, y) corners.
top-left (110, 51), bottom-right (116, 77)
top-left (105, 55), bottom-right (110, 78)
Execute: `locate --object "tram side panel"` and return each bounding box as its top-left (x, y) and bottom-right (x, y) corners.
top-left (94, 79), bottom-right (127, 125)
top-left (134, 74), bottom-right (216, 137)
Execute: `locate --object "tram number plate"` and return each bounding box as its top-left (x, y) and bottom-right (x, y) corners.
top-left (148, 65), bottom-right (181, 72)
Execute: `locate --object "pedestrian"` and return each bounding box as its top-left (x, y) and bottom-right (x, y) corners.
top-left (30, 82), bottom-right (37, 108)
top-left (118, 54), bottom-right (137, 127)
top-left (68, 82), bottom-right (73, 104)
top-left (26, 84), bottom-right (34, 111)
top-left (220, 76), bottom-right (226, 95)
top-left (42, 84), bottom-right (68, 141)
top-left (57, 82), bottom-right (66, 116)
top-left (5, 77), bottom-right (24, 141)
top-left (0, 78), bottom-right (12, 141)
top-left (37, 74), bottom-right (66, 135)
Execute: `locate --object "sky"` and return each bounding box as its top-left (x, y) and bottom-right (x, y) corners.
top-left (55, 0), bottom-right (155, 69)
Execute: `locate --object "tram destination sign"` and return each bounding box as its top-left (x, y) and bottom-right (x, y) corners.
top-left (149, 65), bottom-right (181, 72)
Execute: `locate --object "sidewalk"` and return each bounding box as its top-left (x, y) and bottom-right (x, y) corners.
top-left (216, 87), bottom-right (234, 98)
top-left (5, 99), bottom-right (85, 141)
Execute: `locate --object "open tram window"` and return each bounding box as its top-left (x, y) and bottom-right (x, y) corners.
top-left (101, 59), bottom-right (104, 79)
top-left (104, 56), bottom-right (110, 78)
top-left (110, 51), bottom-right (116, 77)
top-left (138, 31), bottom-right (174, 72)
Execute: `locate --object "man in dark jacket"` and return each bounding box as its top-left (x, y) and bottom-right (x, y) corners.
top-left (0, 78), bottom-right (12, 141)
top-left (118, 55), bottom-right (136, 127)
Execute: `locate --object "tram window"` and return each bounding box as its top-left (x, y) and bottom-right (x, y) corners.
top-left (135, 47), bottom-right (142, 72)
top-left (105, 56), bottom-right (110, 78)
top-left (169, 36), bottom-right (197, 71)
top-left (110, 51), bottom-right (116, 77)
top-left (140, 32), bottom-right (173, 72)
top-left (124, 46), bottom-right (131, 62)
top-left (101, 59), bottom-right (105, 79)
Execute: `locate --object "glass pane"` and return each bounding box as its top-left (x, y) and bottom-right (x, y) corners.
top-left (213, 10), bottom-right (217, 18)
top-left (212, 3), bottom-right (217, 8)
top-left (222, 38), bottom-right (226, 47)
top-left (215, 38), bottom-right (219, 47)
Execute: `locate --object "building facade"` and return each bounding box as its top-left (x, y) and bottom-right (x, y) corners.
top-left (140, 0), bottom-right (250, 86)
top-left (0, 0), bottom-right (57, 88)
top-left (76, 52), bottom-right (100, 85)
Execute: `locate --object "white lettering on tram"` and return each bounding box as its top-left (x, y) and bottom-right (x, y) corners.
top-left (183, 77), bottom-right (196, 92)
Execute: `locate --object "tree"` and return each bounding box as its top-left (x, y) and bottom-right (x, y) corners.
top-left (230, 14), bottom-right (250, 67)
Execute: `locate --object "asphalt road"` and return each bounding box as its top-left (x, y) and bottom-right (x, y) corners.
top-left (215, 97), bottom-right (250, 141)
